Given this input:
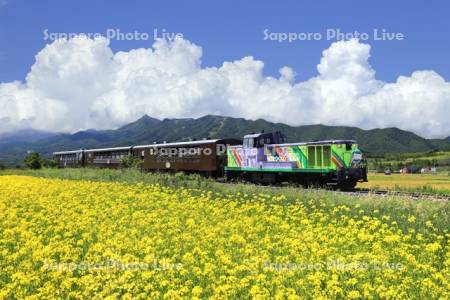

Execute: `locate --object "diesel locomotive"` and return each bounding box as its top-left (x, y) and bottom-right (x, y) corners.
top-left (53, 131), bottom-right (367, 189)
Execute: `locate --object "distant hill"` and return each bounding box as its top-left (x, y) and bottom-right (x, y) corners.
top-left (0, 129), bottom-right (58, 145)
top-left (1, 115), bottom-right (449, 166)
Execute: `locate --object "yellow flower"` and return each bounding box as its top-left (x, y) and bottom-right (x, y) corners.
top-left (0, 175), bottom-right (447, 299)
top-left (192, 286), bottom-right (203, 297)
top-left (348, 290), bottom-right (361, 299)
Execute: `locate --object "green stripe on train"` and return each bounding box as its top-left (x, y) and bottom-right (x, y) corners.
top-left (225, 167), bottom-right (335, 173)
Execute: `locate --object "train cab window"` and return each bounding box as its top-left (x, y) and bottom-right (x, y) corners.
top-left (256, 138), bottom-right (268, 147)
top-left (345, 143), bottom-right (352, 151)
top-left (243, 138), bottom-right (255, 148)
top-left (257, 136), bottom-right (274, 147)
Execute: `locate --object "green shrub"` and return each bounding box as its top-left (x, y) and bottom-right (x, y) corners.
top-left (41, 158), bottom-right (57, 168)
top-left (120, 155), bottom-right (142, 168)
top-left (24, 152), bottom-right (42, 170)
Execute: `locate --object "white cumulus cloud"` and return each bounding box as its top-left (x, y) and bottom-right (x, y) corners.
top-left (0, 36), bottom-right (449, 138)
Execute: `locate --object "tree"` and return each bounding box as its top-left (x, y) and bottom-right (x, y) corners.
top-left (0, 161), bottom-right (5, 170)
top-left (24, 152), bottom-right (42, 170)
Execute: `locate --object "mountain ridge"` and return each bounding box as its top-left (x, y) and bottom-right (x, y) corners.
top-left (1, 114), bottom-right (449, 166)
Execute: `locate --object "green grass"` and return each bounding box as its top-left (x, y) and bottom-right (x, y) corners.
top-left (371, 150), bottom-right (450, 161)
top-left (1, 168), bottom-right (449, 235)
top-left (357, 173), bottom-right (450, 196)
top-left (367, 151), bottom-right (450, 173)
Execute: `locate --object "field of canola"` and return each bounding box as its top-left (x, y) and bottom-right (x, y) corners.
top-left (0, 175), bottom-right (449, 299)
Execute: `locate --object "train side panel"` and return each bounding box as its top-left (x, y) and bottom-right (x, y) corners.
top-left (143, 143), bottom-right (218, 172)
top-left (84, 147), bottom-right (132, 168)
top-left (142, 139), bottom-right (241, 176)
top-left (53, 151), bottom-right (84, 168)
top-left (226, 136), bottom-right (367, 187)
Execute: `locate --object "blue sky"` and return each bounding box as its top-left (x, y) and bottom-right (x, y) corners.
top-left (0, 0), bottom-right (449, 138)
top-left (0, 0), bottom-right (449, 83)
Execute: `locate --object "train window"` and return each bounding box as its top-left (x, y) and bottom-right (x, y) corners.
top-left (258, 138), bottom-right (271, 147)
top-left (244, 138), bottom-right (255, 148)
top-left (243, 138), bottom-right (248, 148)
top-left (345, 143), bottom-right (352, 151)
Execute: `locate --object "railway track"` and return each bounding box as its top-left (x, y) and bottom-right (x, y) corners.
top-left (338, 188), bottom-right (450, 201)
top-left (220, 179), bottom-right (450, 201)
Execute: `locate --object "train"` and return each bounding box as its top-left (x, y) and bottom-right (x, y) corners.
top-left (53, 131), bottom-right (368, 189)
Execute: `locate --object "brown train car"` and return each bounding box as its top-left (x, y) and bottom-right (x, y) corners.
top-left (134, 139), bottom-right (241, 177)
top-left (53, 150), bottom-right (84, 167)
top-left (84, 146), bottom-right (132, 168)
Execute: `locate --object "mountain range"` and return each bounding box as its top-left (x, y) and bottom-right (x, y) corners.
top-left (1, 115), bottom-right (449, 166)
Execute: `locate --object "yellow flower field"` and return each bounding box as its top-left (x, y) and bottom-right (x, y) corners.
top-left (0, 175), bottom-right (449, 299)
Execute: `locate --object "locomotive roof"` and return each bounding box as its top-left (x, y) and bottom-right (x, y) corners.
top-left (133, 139), bottom-right (222, 149)
top-left (276, 139), bottom-right (357, 146)
top-left (244, 132), bottom-right (285, 139)
top-left (244, 133), bottom-right (264, 138)
top-left (227, 139), bottom-right (357, 148)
